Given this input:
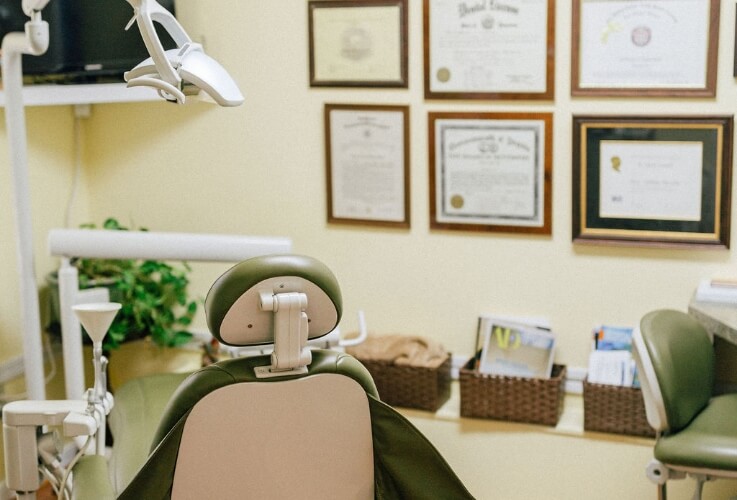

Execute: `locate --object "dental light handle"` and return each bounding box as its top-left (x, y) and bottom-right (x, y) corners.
top-left (125, 0), bottom-right (191, 90)
top-left (22, 0), bottom-right (50, 17)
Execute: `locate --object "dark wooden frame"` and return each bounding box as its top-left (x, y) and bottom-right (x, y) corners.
top-left (423, 0), bottom-right (555, 100)
top-left (572, 116), bottom-right (733, 249)
top-left (571, 0), bottom-right (720, 97)
top-left (325, 104), bottom-right (410, 228)
top-left (308, 0), bottom-right (408, 88)
top-left (429, 112), bottom-right (553, 235)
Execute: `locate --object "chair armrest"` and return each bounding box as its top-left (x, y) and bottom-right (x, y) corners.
top-left (71, 455), bottom-right (115, 500)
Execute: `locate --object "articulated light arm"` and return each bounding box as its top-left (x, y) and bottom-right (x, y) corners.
top-left (124, 0), bottom-right (245, 106)
top-left (2, 0), bottom-right (244, 399)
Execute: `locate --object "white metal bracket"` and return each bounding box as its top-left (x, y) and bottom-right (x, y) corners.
top-left (254, 292), bottom-right (311, 379)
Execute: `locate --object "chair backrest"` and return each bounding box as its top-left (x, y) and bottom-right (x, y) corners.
top-left (168, 355), bottom-right (376, 499)
top-left (118, 255), bottom-right (378, 499)
top-left (634, 309), bottom-right (714, 433)
top-left (114, 254), bottom-right (475, 500)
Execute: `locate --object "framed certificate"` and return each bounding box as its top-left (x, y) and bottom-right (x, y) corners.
top-left (423, 0), bottom-right (555, 100)
top-left (429, 112), bottom-right (553, 235)
top-left (572, 0), bottom-right (720, 97)
top-left (573, 116), bottom-right (733, 248)
top-left (308, 0), bottom-right (408, 88)
top-left (325, 104), bottom-right (410, 228)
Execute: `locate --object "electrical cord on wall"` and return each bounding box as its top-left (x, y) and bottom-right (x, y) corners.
top-left (63, 105), bottom-right (89, 228)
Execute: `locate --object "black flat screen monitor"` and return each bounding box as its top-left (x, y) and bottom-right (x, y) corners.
top-left (0, 0), bottom-right (176, 82)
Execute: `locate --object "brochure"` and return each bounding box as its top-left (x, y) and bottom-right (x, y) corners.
top-left (589, 325), bottom-right (639, 387)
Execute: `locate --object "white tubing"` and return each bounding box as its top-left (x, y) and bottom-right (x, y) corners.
top-left (49, 229), bottom-right (291, 261)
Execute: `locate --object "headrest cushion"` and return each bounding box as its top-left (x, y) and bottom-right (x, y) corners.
top-left (205, 254), bottom-right (342, 346)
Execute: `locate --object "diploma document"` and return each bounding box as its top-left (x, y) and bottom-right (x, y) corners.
top-left (327, 107), bottom-right (408, 224)
top-left (427, 0), bottom-right (551, 96)
top-left (434, 118), bottom-right (546, 227)
top-left (573, 116), bottom-right (731, 248)
top-left (311, 4), bottom-right (404, 85)
top-left (577, 0), bottom-right (712, 90)
top-left (599, 141), bottom-right (703, 221)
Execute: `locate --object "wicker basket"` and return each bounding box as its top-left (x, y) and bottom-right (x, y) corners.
top-left (583, 379), bottom-right (655, 438)
top-left (459, 359), bottom-right (566, 426)
top-left (358, 355), bottom-right (451, 411)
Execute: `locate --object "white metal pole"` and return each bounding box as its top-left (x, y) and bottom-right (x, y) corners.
top-left (2, 26), bottom-right (48, 400)
top-left (57, 259), bottom-right (84, 399)
top-left (48, 229), bottom-right (291, 261)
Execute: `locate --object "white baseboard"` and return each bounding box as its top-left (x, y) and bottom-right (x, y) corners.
top-left (565, 365), bottom-right (587, 395)
top-left (450, 354), bottom-right (468, 379)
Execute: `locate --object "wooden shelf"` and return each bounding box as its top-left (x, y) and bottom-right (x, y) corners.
top-left (0, 82), bottom-right (161, 107)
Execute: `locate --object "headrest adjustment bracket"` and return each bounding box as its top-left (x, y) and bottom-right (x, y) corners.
top-left (254, 291), bottom-right (311, 379)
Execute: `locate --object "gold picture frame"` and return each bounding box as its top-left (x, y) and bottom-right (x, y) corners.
top-left (572, 116), bottom-right (733, 248)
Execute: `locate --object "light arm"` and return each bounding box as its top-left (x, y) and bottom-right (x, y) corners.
top-left (123, 0), bottom-right (244, 106)
top-left (124, 0), bottom-right (188, 96)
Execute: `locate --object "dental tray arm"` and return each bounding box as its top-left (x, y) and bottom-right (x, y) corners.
top-left (3, 303), bottom-right (118, 498)
top-left (3, 399), bottom-right (107, 496)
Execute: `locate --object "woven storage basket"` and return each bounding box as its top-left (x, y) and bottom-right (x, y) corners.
top-left (358, 355), bottom-right (451, 411)
top-left (583, 379), bottom-right (655, 438)
top-left (459, 359), bottom-right (566, 426)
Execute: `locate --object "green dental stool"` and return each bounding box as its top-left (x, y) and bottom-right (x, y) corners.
top-left (633, 309), bottom-right (737, 500)
top-left (71, 254), bottom-right (473, 499)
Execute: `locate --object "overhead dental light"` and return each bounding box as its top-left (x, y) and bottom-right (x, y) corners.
top-left (123, 0), bottom-right (244, 106)
top-left (2, 0), bottom-right (244, 400)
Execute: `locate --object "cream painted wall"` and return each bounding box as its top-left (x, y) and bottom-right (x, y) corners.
top-left (2, 0), bottom-right (736, 384)
top-left (79, 0), bottom-right (737, 372)
top-left (0, 106), bottom-right (91, 364)
top-left (3, 2), bottom-right (737, 498)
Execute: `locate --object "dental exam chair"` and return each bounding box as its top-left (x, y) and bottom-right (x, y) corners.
top-left (3, 254), bottom-right (473, 499)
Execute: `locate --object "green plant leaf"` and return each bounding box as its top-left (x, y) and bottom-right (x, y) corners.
top-left (75, 218), bottom-right (198, 350)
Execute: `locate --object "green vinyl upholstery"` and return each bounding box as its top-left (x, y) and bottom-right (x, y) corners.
top-left (636, 309), bottom-right (737, 498)
top-left (654, 395), bottom-right (737, 471)
top-left (639, 310), bottom-right (715, 433)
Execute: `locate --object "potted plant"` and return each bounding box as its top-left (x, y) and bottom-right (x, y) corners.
top-left (47, 218), bottom-right (198, 352)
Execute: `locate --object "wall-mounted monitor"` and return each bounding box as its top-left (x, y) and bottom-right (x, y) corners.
top-left (0, 0), bottom-right (176, 83)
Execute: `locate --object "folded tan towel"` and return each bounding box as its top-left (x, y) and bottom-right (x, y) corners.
top-left (347, 334), bottom-right (448, 369)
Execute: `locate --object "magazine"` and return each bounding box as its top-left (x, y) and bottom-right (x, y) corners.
top-left (476, 316), bottom-right (555, 379)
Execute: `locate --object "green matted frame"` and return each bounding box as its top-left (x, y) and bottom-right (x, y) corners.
top-left (572, 115), bottom-right (733, 249)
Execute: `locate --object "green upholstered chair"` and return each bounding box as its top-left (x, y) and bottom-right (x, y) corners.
top-left (71, 254), bottom-right (473, 500)
top-left (632, 309), bottom-right (737, 500)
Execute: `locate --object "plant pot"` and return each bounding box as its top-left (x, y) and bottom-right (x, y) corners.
top-left (106, 338), bottom-right (202, 392)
